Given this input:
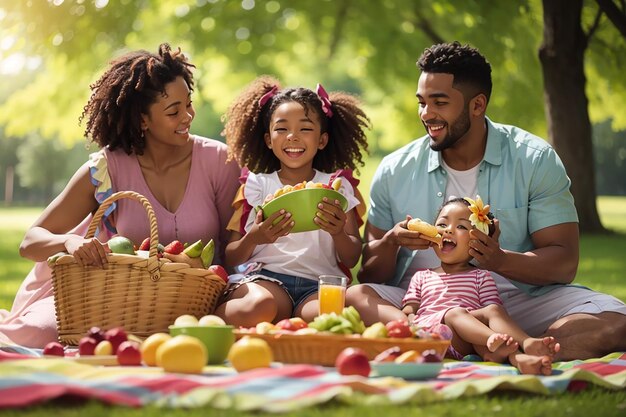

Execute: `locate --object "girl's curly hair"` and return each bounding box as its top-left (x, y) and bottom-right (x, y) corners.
top-left (222, 75), bottom-right (370, 174)
top-left (79, 43), bottom-right (195, 155)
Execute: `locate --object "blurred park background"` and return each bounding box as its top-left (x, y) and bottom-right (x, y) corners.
top-left (1, 0), bottom-right (625, 226)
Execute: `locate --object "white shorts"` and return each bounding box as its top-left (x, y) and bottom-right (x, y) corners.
top-left (494, 275), bottom-right (626, 336)
top-left (366, 277), bottom-right (626, 337)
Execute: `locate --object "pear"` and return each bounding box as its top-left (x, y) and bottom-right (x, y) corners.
top-left (200, 239), bottom-right (215, 268)
top-left (182, 239), bottom-right (203, 258)
top-left (362, 322), bottom-right (388, 339)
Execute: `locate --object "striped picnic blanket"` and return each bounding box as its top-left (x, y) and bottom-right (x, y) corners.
top-left (0, 347), bottom-right (624, 412)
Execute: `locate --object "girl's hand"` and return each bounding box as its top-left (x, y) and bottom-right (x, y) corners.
top-left (65, 236), bottom-right (110, 268)
top-left (248, 207), bottom-right (294, 244)
top-left (314, 197), bottom-right (347, 236)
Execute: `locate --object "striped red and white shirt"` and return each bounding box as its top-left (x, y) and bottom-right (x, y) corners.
top-left (402, 269), bottom-right (502, 328)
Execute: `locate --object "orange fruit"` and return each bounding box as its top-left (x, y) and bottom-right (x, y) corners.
top-left (156, 335), bottom-right (207, 374)
top-left (227, 336), bottom-right (273, 372)
top-left (141, 333), bottom-right (172, 366)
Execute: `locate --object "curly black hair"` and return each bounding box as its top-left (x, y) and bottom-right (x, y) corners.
top-left (438, 197), bottom-right (496, 237)
top-left (222, 75), bottom-right (370, 174)
top-left (417, 41), bottom-right (492, 103)
top-left (79, 43), bottom-right (195, 155)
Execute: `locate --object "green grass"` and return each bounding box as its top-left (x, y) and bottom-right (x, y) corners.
top-left (1, 198), bottom-right (625, 415)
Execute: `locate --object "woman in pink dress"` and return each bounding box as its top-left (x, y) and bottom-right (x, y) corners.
top-left (0, 43), bottom-right (240, 348)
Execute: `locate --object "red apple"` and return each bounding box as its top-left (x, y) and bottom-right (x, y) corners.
top-left (385, 319), bottom-right (413, 338)
top-left (288, 317), bottom-right (308, 331)
top-left (208, 265), bottom-right (229, 283)
top-left (78, 336), bottom-right (98, 356)
top-left (373, 346), bottom-right (402, 363)
top-left (104, 327), bottom-right (128, 353)
top-left (43, 341), bottom-right (65, 357)
top-left (335, 347), bottom-right (371, 377)
top-left (116, 341), bottom-right (142, 366)
top-left (275, 319), bottom-right (297, 331)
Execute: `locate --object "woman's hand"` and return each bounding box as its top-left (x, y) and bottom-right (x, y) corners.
top-left (315, 197), bottom-right (347, 236)
top-left (65, 235), bottom-right (110, 268)
top-left (163, 252), bottom-right (204, 268)
top-left (247, 207), bottom-right (294, 244)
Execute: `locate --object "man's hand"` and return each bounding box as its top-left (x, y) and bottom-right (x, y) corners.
top-left (469, 218), bottom-right (505, 270)
top-left (391, 215), bottom-right (436, 251)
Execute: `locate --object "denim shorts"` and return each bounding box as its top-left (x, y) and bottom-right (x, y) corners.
top-left (223, 268), bottom-right (318, 309)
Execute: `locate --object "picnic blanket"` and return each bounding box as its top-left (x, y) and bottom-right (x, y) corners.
top-left (1, 346), bottom-right (625, 412)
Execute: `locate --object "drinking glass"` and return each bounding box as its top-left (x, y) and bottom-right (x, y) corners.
top-left (318, 275), bottom-right (348, 315)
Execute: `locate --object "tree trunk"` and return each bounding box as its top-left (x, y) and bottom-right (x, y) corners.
top-left (539, 0), bottom-right (605, 233)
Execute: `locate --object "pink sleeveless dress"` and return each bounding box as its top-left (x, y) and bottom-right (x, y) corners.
top-left (0, 135), bottom-right (240, 348)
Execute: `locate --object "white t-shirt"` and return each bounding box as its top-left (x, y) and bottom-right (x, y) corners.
top-left (243, 170), bottom-right (360, 280)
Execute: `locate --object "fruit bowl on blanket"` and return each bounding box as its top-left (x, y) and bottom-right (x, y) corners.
top-left (261, 188), bottom-right (348, 233)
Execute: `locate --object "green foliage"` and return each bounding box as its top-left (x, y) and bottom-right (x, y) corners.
top-left (3, 0), bottom-right (624, 154)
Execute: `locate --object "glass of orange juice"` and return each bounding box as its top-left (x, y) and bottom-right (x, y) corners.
top-left (318, 275), bottom-right (348, 315)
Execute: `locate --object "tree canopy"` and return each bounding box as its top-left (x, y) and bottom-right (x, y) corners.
top-left (1, 0), bottom-right (625, 227)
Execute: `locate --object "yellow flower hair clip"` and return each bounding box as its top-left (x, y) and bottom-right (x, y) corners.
top-left (464, 195), bottom-right (492, 235)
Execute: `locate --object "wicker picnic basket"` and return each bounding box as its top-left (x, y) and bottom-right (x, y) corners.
top-left (233, 331), bottom-right (450, 366)
top-left (50, 191), bottom-right (227, 345)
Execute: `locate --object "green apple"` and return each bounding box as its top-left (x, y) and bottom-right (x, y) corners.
top-left (108, 236), bottom-right (135, 255)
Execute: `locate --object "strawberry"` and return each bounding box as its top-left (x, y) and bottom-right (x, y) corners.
top-left (138, 237), bottom-right (150, 251)
top-left (163, 240), bottom-right (184, 255)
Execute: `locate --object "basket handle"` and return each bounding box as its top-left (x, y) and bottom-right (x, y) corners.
top-left (85, 191), bottom-right (161, 281)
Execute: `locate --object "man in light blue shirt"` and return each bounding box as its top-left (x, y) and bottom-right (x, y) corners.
top-left (347, 42), bottom-right (626, 360)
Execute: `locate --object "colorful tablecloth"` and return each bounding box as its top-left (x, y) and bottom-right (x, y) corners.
top-left (1, 347), bottom-right (624, 412)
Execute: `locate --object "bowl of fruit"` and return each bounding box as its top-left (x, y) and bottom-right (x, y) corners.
top-left (369, 348), bottom-right (444, 380)
top-left (168, 314), bottom-right (235, 365)
top-left (261, 179), bottom-right (348, 233)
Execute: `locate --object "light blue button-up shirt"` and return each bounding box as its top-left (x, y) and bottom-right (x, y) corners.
top-left (367, 118), bottom-right (579, 293)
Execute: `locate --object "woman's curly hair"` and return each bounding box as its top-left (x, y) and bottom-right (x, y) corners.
top-left (79, 43), bottom-right (195, 155)
top-left (222, 75), bottom-right (370, 174)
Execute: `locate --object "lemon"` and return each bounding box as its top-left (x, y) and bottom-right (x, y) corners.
top-left (141, 333), bottom-right (172, 366)
top-left (227, 336), bottom-right (273, 372)
top-left (156, 335), bottom-right (207, 374)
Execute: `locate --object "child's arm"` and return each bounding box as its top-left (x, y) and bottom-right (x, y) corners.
top-left (224, 208), bottom-right (294, 268)
top-left (401, 303), bottom-right (419, 316)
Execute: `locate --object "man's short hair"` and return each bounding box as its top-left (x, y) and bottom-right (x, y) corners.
top-left (417, 41), bottom-right (492, 103)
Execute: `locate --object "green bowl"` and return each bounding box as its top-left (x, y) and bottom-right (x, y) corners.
top-left (169, 325), bottom-right (235, 365)
top-left (262, 188), bottom-right (348, 233)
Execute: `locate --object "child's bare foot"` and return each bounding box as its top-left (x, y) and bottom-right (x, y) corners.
top-left (523, 336), bottom-right (561, 357)
top-left (509, 352), bottom-right (553, 375)
top-left (483, 333), bottom-right (519, 362)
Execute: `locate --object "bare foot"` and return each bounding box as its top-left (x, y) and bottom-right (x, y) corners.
top-left (483, 333), bottom-right (519, 363)
top-left (523, 336), bottom-right (561, 358)
top-left (509, 352), bottom-right (553, 375)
